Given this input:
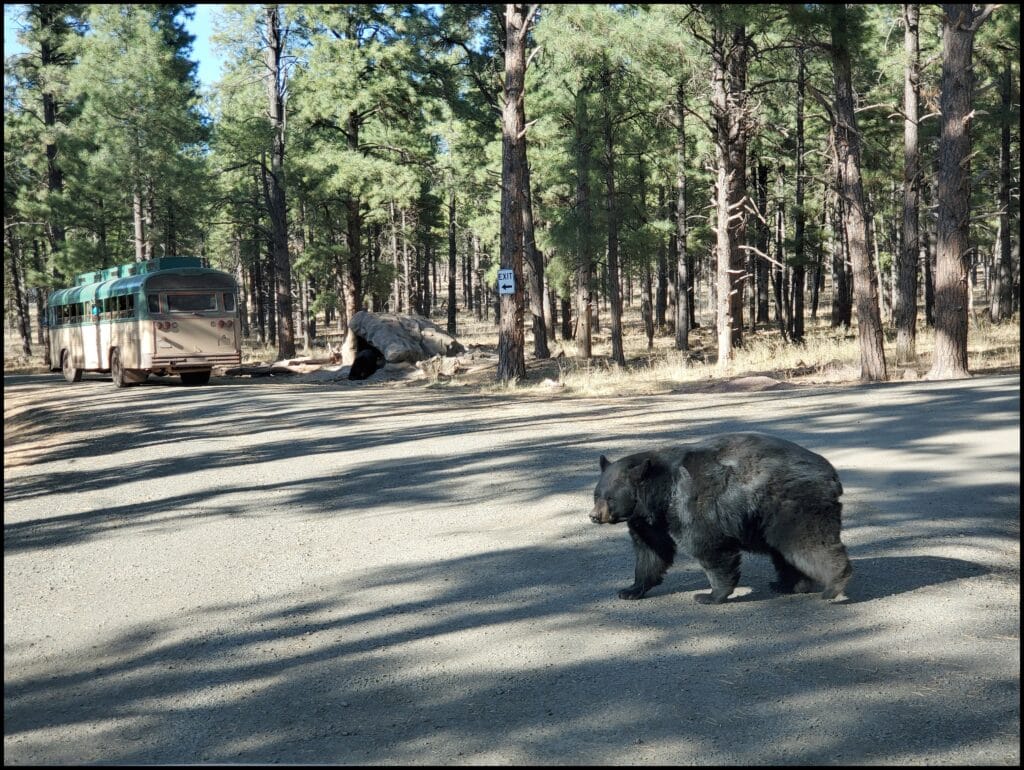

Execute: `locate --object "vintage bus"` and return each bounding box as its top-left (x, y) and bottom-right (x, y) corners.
top-left (47, 256), bottom-right (241, 387)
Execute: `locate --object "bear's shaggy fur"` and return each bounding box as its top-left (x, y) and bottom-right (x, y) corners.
top-left (349, 346), bottom-right (385, 381)
top-left (590, 432), bottom-right (852, 604)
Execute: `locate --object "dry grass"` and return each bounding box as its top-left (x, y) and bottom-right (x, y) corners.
top-left (453, 306), bottom-right (1020, 398)
top-left (4, 304), bottom-right (1019, 399)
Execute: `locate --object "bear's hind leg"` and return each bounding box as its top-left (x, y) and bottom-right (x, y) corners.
top-left (694, 548), bottom-right (741, 604)
top-left (769, 549), bottom-right (817, 594)
top-left (787, 543), bottom-right (852, 601)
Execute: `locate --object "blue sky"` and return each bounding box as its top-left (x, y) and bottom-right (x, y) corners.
top-left (4, 4), bottom-right (225, 89)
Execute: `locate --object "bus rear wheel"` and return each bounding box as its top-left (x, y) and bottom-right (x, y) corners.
top-left (61, 350), bottom-right (83, 383)
top-left (180, 370), bottom-right (211, 386)
top-left (111, 348), bottom-right (146, 387)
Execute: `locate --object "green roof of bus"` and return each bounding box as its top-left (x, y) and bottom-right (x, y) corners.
top-left (48, 258), bottom-right (234, 307)
top-left (72, 256), bottom-right (205, 286)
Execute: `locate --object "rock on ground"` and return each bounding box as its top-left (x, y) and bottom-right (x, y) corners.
top-left (349, 311), bottom-right (465, 364)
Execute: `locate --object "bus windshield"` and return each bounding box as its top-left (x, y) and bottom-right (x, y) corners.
top-left (167, 293), bottom-right (218, 313)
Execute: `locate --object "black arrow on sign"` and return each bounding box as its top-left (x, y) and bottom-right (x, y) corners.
top-left (501, 283), bottom-right (513, 291)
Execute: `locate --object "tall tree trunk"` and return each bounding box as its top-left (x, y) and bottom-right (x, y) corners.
top-left (498, 3), bottom-right (528, 383)
top-left (522, 145), bottom-right (549, 358)
top-left (37, 5), bottom-right (67, 264)
top-left (790, 48), bottom-right (807, 342)
top-left (832, 182), bottom-right (854, 330)
top-left (922, 183), bottom-right (935, 326)
top-left (991, 59), bottom-right (1014, 322)
top-left (473, 234), bottom-right (483, 321)
top-left (389, 201), bottom-right (400, 311)
top-left (927, 4), bottom-right (993, 379)
top-left (601, 63), bottom-right (626, 367)
top-left (424, 242), bottom-right (433, 316)
top-left (774, 169), bottom-right (790, 338)
top-left (896, 6), bottom-right (921, 363)
top-left (265, 230), bottom-right (277, 340)
top-left (401, 208), bottom-right (411, 314)
top-left (235, 260), bottom-right (250, 339)
top-left (674, 82), bottom-right (691, 351)
top-left (6, 224), bottom-right (32, 356)
top-left (811, 180), bottom-right (827, 319)
top-left (144, 185), bottom-right (155, 261)
top-left (574, 86), bottom-right (593, 358)
top-left (447, 188), bottom-right (457, 334)
top-left (831, 10), bottom-right (887, 381)
top-left (755, 161), bottom-right (770, 325)
top-left (710, 22), bottom-right (747, 368)
top-left (264, 5), bottom-right (296, 360)
top-left (133, 188), bottom-right (146, 262)
top-left (341, 119), bottom-right (363, 363)
top-left (656, 186), bottom-right (669, 330)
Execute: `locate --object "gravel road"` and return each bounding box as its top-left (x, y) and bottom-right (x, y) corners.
top-left (3, 372), bottom-right (1020, 765)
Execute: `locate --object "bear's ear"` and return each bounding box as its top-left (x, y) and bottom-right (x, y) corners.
top-left (599, 454), bottom-right (610, 472)
top-left (627, 457), bottom-right (656, 484)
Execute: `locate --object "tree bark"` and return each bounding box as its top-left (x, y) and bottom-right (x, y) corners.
top-left (497, 3), bottom-right (528, 383)
top-left (710, 22), bottom-right (747, 367)
top-left (601, 63), bottom-right (626, 368)
top-left (5, 223), bottom-right (32, 356)
top-left (831, 11), bottom-right (887, 381)
top-left (656, 186), bottom-right (668, 330)
top-left (264, 5), bottom-right (296, 360)
top-left (774, 168), bottom-right (790, 338)
top-left (522, 145), bottom-right (549, 358)
top-left (674, 81), bottom-right (691, 351)
top-left (133, 188), bottom-right (146, 262)
top-left (927, 4), bottom-right (990, 379)
top-left (895, 4), bottom-right (921, 363)
top-left (574, 86), bottom-right (593, 359)
top-left (447, 188), bottom-right (457, 334)
top-left (37, 4), bottom-right (67, 263)
top-left (790, 47), bottom-right (807, 342)
top-left (755, 162), bottom-right (770, 325)
top-left (991, 60), bottom-right (1014, 322)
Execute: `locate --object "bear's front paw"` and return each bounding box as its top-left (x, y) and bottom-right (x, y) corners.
top-left (694, 592), bottom-right (728, 605)
top-left (618, 587), bottom-right (646, 600)
top-left (793, 578), bottom-right (818, 594)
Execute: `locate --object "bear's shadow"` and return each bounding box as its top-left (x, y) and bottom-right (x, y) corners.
top-left (650, 555), bottom-right (990, 604)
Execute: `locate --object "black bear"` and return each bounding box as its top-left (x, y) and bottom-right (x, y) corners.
top-left (348, 344), bottom-right (385, 380)
top-left (590, 432), bottom-right (852, 604)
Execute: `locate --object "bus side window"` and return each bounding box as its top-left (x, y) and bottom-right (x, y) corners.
top-left (148, 294), bottom-right (160, 313)
top-left (223, 292), bottom-right (236, 312)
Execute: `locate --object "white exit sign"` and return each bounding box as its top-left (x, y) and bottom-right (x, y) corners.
top-left (497, 269), bottom-right (515, 295)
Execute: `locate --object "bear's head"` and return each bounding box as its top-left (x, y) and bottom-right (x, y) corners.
top-left (590, 454), bottom-right (658, 524)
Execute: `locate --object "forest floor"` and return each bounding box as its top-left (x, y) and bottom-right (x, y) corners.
top-left (5, 305), bottom-right (1019, 395)
top-left (3, 364), bottom-right (1019, 764)
top-left (222, 305), bottom-right (1021, 396)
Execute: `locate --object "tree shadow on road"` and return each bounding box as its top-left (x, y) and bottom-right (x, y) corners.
top-left (3, 540), bottom-right (1016, 765)
top-left (3, 374), bottom-right (1019, 764)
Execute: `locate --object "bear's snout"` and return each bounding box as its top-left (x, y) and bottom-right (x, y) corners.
top-left (590, 499), bottom-right (612, 524)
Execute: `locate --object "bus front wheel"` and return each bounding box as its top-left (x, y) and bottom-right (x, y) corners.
top-left (61, 350), bottom-right (83, 383)
top-left (180, 370), bottom-right (211, 386)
